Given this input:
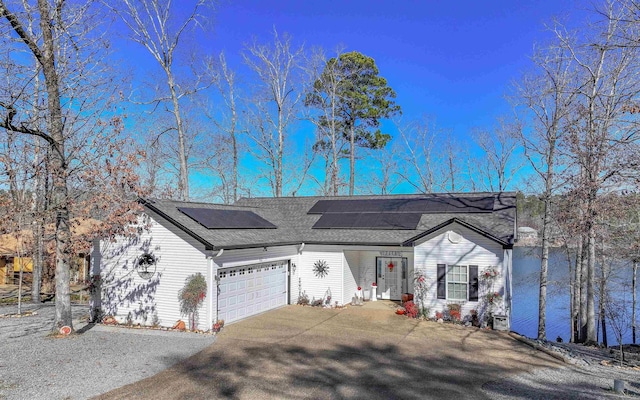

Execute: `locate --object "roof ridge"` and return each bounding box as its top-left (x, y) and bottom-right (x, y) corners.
top-left (237, 192), bottom-right (512, 201)
top-left (147, 198), bottom-right (263, 209)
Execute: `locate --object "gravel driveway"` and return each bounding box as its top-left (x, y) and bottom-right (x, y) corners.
top-left (0, 303), bottom-right (215, 400)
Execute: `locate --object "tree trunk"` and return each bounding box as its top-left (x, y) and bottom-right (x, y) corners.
top-left (538, 143), bottom-right (556, 341)
top-left (37, 0), bottom-right (73, 331)
top-left (580, 236), bottom-right (589, 342)
top-left (599, 240), bottom-right (608, 347)
top-left (601, 312), bottom-right (608, 347)
top-left (538, 210), bottom-right (549, 340)
top-left (166, 70), bottom-right (189, 201)
top-left (30, 66), bottom-right (43, 303)
top-left (633, 260), bottom-right (637, 344)
top-left (572, 239), bottom-right (582, 342)
top-left (349, 123), bottom-right (355, 196)
top-left (30, 215), bottom-right (44, 303)
top-left (331, 114), bottom-right (339, 196)
top-left (230, 99), bottom-right (238, 203)
top-left (586, 217), bottom-right (597, 344)
top-left (277, 104), bottom-right (284, 197)
top-left (569, 247), bottom-right (575, 343)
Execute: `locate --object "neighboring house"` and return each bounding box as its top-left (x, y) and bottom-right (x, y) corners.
top-left (0, 219), bottom-right (97, 286)
top-left (0, 232), bottom-right (32, 285)
top-left (91, 192), bottom-right (517, 330)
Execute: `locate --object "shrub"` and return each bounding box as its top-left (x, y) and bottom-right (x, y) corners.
top-left (447, 303), bottom-right (462, 322)
top-left (297, 292), bottom-right (310, 305)
top-left (178, 273), bottom-right (207, 331)
top-left (404, 301), bottom-right (419, 318)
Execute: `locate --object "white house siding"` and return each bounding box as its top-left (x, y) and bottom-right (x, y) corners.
top-left (413, 223), bottom-right (506, 322)
top-left (343, 251), bottom-right (360, 304)
top-left (210, 245), bottom-right (298, 320)
top-left (298, 245), bottom-right (344, 306)
top-left (92, 213), bottom-right (209, 329)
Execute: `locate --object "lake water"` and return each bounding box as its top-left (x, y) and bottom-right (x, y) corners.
top-left (512, 246), bottom-right (637, 345)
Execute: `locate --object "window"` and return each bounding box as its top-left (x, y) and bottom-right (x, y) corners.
top-left (437, 264), bottom-right (478, 301)
top-left (447, 265), bottom-right (467, 300)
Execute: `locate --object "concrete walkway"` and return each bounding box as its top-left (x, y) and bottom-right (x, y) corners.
top-left (97, 302), bottom-right (563, 400)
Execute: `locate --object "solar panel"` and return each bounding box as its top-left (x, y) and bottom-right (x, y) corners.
top-left (307, 196), bottom-right (495, 214)
top-left (312, 213), bottom-right (422, 229)
top-left (177, 207), bottom-right (276, 229)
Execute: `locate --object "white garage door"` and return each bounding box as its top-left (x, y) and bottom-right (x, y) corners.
top-left (217, 260), bottom-right (288, 324)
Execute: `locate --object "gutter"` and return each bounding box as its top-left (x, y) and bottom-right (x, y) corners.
top-left (212, 240), bottom-right (415, 251)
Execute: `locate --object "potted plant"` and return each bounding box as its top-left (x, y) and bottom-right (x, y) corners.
top-left (212, 319), bottom-right (224, 333)
top-left (371, 282), bottom-right (377, 301)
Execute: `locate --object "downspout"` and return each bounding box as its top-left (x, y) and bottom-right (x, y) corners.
top-left (341, 251), bottom-right (345, 306)
top-left (209, 249), bottom-right (225, 327)
top-left (506, 247), bottom-right (513, 329)
top-left (295, 244), bottom-right (304, 303)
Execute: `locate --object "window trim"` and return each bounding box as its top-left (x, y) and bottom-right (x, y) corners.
top-left (437, 264), bottom-right (479, 302)
top-left (446, 265), bottom-right (468, 301)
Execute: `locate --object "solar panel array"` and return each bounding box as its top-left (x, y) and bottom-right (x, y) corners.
top-left (313, 212), bottom-right (423, 230)
top-left (309, 196), bottom-right (495, 230)
top-left (178, 207), bottom-right (277, 229)
top-left (308, 196), bottom-right (495, 214)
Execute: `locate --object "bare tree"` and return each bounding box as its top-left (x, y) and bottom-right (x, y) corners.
top-left (473, 118), bottom-right (522, 192)
top-left (109, 0), bottom-right (212, 201)
top-left (556, 3), bottom-right (640, 343)
top-left (243, 29), bottom-right (305, 197)
top-left (396, 118), bottom-right (440, 194)
top-left (441, 137), bottom-right (465, 192)
top-left (515, 39), bottom-right (578, 341)
top-left (304, 47), bottom-right (347, 195)
top-left (0, 0), bottom-right (80, 330)
top-left (367, 144), bottom-right (402, 195)
top-left (204, 52), bottom-right (245, 203)
top-left (1, 0), bottom-right (145, 331)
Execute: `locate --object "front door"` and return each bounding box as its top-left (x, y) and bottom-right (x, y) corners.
top-left (376, 257), bottom-right (407, 300)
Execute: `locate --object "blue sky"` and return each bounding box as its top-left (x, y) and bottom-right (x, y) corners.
top-left (210, 0), bottom-right (585, 139)
top-left (115, 0), bottom-right (591, 196)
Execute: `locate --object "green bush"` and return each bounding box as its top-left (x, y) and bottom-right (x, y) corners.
top-left (178, 273), bottom-right (207, 331)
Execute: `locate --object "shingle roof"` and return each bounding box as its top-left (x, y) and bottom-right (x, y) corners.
top-left (141, 192), bottom-right (517, 251)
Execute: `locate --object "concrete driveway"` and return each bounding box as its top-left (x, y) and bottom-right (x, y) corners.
top-left (96, 302), bottom-right (564, 400)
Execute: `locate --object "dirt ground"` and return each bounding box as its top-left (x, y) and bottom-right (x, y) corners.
top-left (96, 302), bottom-right (563, 400)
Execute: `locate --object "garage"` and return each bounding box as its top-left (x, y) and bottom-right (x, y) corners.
top-left (216, 260), bottom-right (289, 324)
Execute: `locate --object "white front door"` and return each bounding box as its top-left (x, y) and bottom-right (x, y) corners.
top-left (376, 257), bottom-right (407, 300)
